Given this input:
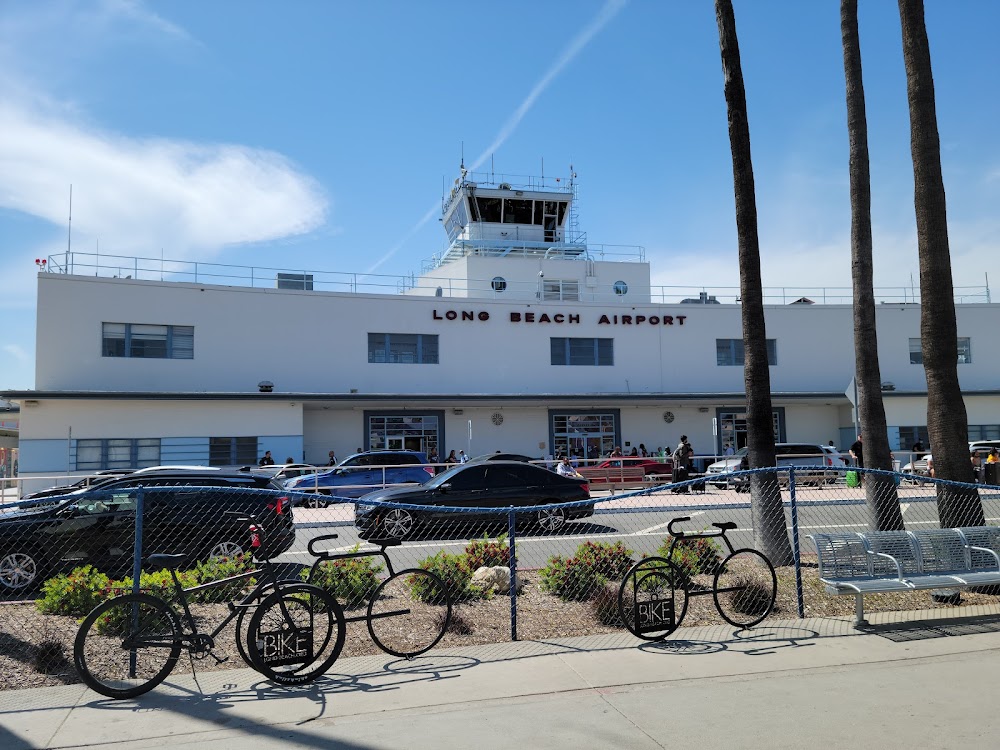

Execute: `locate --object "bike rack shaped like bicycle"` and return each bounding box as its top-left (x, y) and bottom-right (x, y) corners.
top-left (617, 516), bottom-right (778, 640)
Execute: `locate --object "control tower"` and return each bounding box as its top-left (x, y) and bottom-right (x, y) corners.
top-left (410, 165), bottom-right (649, 302)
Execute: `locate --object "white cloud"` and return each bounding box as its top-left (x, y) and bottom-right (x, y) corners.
top-left (1, 344), bottom-right (29, 363)
top-left (0, 103), bottom-right (328, 259)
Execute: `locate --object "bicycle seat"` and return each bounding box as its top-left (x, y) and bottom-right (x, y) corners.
top-left (712, 522), bottom-right (737, 531)
top-left (147, 553), bottom-right (187, 570)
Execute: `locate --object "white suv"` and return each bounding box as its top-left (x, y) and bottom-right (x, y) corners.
top-left (706, 443), bottom-right (846, 489)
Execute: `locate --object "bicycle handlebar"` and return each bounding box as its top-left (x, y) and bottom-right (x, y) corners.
top-left (667, 516), bottom-right (690, 538)
top-left (307, 533), bottom-right (340, 557)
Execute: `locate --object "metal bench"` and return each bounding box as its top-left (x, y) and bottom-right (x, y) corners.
top-left (809, 527), bottom-right (1000, 626)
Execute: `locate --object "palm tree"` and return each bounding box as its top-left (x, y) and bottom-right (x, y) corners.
top-left (715, 0), bottom-right (792, 565)
top-left (841, 0), bottom-right (903, 530)
top-left (897, 0), bottom-right (983, 527)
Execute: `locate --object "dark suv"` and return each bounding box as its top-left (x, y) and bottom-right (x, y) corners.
top-left (285, 450), bottom-right (435, 508)
top-left (0, 468), bottom-right (294, 593)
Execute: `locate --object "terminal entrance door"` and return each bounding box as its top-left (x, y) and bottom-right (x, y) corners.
top-left (717, 410), bottom-right (784, 453)
top-left (385, 435), bottom-right (425, 452)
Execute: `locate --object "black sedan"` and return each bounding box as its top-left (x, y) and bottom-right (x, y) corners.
top-left (353, 461), bottom-right (592, 540)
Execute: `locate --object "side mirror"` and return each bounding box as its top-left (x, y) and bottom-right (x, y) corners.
top-left (439, 483), bottom-right (451, 494)
top-left (56, 505), bottom-right (79, 518)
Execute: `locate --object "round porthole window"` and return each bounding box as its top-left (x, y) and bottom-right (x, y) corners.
top-left (613, 280), bottom-right (628, 296)
top-left (491, 412), bottom-right (504, 426)
top-left (492, 277), bottom-right (507, 293)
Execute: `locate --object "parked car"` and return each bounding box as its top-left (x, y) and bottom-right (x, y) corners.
top-left (706, 443), bottom-right (846, 489)
top-left (254, 463), bottom-right (318, 481)
top-left (578, 457), bottom-right (674, 477)
top-left (20, 469), bottom-right (135, 501)
top-left (468, 452), bottom-right (538, 463)
top-left (902, 441), bottom-right (1000, 482)
top-left (285, 450), bottom-right (435, 508)
top-left (353, 460), bottom-right (592, 541)
top-left (0, 468), bottom-right (294, 593)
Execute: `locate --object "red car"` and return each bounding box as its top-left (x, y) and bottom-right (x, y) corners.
top-left (579, 457), bottom-right (674, 477)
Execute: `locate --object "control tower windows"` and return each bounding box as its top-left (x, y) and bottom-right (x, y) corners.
top-left (476, 197), bottom-right (502, 223)
top-left (503, 199), bottom-right (534, 224)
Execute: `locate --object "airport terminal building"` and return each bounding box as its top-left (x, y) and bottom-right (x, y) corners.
top-left (5, 169), bottom-right (1000, 477)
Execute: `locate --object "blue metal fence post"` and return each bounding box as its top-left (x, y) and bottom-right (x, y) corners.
top-left (507, 509), bottom-right (517, 641)
top-left (129, 485), bottom-right (145, 676)
top-left (788, 468), bottom-right (805, 618)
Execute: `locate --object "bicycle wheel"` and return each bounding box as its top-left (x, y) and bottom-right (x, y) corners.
top-left (368, 568), bottom-right (451, 658)
top-left (712, 549), bottom-right (777, 628)
top-left (246, 584), bottom-right (345, 684)
top-left (234, 579), bottom-right (294, 668)
top-left (617, 557), bottom-right (689, 641)
top-left (74, 593), bottom-right (182, 700)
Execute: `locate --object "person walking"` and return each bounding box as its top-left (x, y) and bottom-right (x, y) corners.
top-left (458, 450), bottom-right (470, 463)
top-left (849, 434), bottom-right (864, 468)
top-left (327, 450), bottom-right (338, 466)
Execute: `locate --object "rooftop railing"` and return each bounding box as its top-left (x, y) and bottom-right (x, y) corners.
top-left (43, 252), bottom-right (991, 306)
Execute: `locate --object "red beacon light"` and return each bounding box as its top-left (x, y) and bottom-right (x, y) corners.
top-left (34, 258), bottom-right (47, 269)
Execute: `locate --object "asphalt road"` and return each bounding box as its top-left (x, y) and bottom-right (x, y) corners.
top-left (276, 486), bottom-right (1000, 571)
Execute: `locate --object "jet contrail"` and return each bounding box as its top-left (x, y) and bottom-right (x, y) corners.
top-left (366, 0), bottom-right (628, 274)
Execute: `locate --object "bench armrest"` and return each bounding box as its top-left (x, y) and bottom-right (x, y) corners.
top-left (968, 545), bottom-right (1000, 571)
top-left (867, 550), bottom-right (903, 580)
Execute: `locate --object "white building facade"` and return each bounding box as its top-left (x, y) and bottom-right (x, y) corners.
top-left (6, 169), bottom-right (1000, 476)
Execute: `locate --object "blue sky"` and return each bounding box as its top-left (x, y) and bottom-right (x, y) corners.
top-left (1, 0), bottom-right (998, 390)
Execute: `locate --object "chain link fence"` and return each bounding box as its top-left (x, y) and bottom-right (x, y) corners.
top-left (2, 465), bottom-right (1000, 694)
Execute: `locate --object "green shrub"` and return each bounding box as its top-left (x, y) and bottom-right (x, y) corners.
top-left (539, 556), bottom-right (604, 601)
top-left (590, 579), bottom-right (624, 626)
top-left (413, 551), bottom-right (478, 602)
top-left (464, 534), bottom-right (510, 570)
top-left (576, 541), bottom-right (634, 580)
top-left (37, 566), bottom-right (112, 617)
top-left (540, 541), bottom-right (634, 602)
top-left (655, 535), bottom-right (723, 584)
top-left (191, 553), bottom-right (256, 603)
top-left (117, 568), bottom-right (198, 601)
top-left (304, 545), bottom-right (384, 609)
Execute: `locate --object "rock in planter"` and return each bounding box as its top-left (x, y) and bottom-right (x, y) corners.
top-left (471, 565), bottom-right (523, 595)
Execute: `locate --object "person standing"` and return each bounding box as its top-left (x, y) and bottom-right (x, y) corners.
top-left (327, 450), bottom-right (338, 466)
top-left (723, 442), bottom-right (735, 456)
top-left (446, 450), bottom-right (458, 466)
top-left (849, 434), bottom-right (864, 468)
top-left (458, 450), bottom-right (470, 463)
top-left (259, 450), bottom-right (275, 466)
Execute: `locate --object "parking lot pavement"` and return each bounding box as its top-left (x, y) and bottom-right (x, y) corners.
top-left (6, 613), bottom-right (1000, 749)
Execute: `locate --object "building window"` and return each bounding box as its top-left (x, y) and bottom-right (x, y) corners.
top-left (968, 425), bottom-right (1000, 441)
top-left (209, 437), bottom-right (258, 466)
top-left (368, 333), bottom-right (439, 364)
top-left (542, 280), bottom-right (580, 301)
top-left (909, 337), bottom-right (971, 365)
top-left (897, 426), bottom-right (930, 450)
top-left (551, 338), bottom-right (613, 366)
top-left (491, 277), bottom-right (507, 292)
top-left (102, 323), bottom-right (194, 359)
top-left (716, 339), bottom-right (777, 366)
top-left (75, 438), bottom-right (161, 471)
top-left (613, 280), bottom-right (628, 296)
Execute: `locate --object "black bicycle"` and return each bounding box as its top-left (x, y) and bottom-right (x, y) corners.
top-left (74, 513), bottom-right (347, 699)
top-left (302, 534), bottom-right (452, 658)
top-left (618, 516), bottom-right (777, 640)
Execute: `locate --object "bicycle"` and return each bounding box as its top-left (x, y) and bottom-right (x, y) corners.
top-left (301, 534), bottom-right (452, 658)
top-left (74, 512), bottom-right (347, 699)
top-left (617, 516), bottom-right (777, 640)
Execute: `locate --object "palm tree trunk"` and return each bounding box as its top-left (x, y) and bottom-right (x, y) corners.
top-left (842, 0), bottom-right (903, 530)
top-left (898, 0), bottom-right (983, 527)
top-left (715, 0), bottom-right (792, 565)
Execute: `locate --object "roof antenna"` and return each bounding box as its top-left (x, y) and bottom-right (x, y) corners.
top-left (491, 153), bottom-right (494, 182)
top-left (460, 141), bottom-right (464, 171)
top-left (67, 184), bottom-right (73, 272)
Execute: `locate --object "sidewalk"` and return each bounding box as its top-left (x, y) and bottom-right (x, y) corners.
top-left (3, 613), bottom-right (1000, 749)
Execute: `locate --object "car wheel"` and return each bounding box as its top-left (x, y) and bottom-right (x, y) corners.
top-left (381, 509), bottom-right (415, 539)
top-left (208, 540), bottom-right (245, 559)
top-left (537, 506), bottom-right (567, 533)
top-left (0, 550), bottom-right (42, 592)
top-left (301, 495), bottom-right (329, 509)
